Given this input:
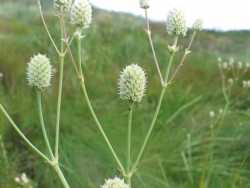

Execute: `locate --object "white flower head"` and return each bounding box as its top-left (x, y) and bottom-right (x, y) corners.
top-left (140, 0), bottom-right (149, 9)
top-left (209, 111), bottom-right (215, 118)
top-left (166, 8), bottom-right (187, 37)
top-left (54, 0), bottom-right (72, 13)
top-left (101, 177), bottom-right (129, 188)
top-left (70, 0), bottom-right (92, 30)
top-left (192, 19), bottom-right (203, 31)
top-left (118, 64), bottom-right (146, 103)
top-left (27, 54), bottom-right (53, 90)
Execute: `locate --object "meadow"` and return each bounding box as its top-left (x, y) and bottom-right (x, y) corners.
top-left (1, 1), bottom-right (250, 188)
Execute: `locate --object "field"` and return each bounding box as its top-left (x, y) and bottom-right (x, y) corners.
top-left (1, 1), bottom-right (250, 188)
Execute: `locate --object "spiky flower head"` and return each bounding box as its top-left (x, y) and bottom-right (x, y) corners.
top-left (27, 54), bottom-right (52, 90)
top-left (118, 64), bottom-right (146, 103)
top-left (54, 0), bottom-right (72, 13)
top-left (166, 8), bottom-right (187, 37)
top-left (70, 0), bottom-right (92, 29)
top-left (140, 0), bottom-right (149, 9)
top-left (101, 177), bottom-right (129, 188)
top-left (192, 19), bottom-right (203, 31)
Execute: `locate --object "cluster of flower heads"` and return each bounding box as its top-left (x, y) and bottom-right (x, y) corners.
top-left (27, 54), bottom-right (52, 90)
top-left (139, 0), bottom-right (149, 9)
top-left (209, 109), bottom-right (223, 118)
top-left (118, 64), bottom-right (147, 103)
top-left (218, 57), bottom-right (250, 70)
top-left (242, 80), bottom-right (250, 88)
top-left (14, 173), bottom-right (33, 188)
top-left (54, 0), bottom-right (92, 31)
top-left (101, 177), bottom-right (129, 188)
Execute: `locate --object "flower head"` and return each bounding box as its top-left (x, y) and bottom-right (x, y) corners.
top-left (118, 64), bottom-right (146, 103)
top-left (70, 0), bottom-right (92, 29)
top-left (140, 0), bottom-right (149, 9)
top-left (54, 0), bottom-right (72, 13)
top-left (27, 54), bottom-right (52, 90)
top-left (101, 177), bottom-right (129, 188)
top-left (166, 8), bottom-right (187, 37)
top-left (192, 19), bottom-right (203, 31)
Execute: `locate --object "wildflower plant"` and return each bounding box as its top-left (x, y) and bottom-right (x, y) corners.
top-left (0, 0), bottom-right (202, 187)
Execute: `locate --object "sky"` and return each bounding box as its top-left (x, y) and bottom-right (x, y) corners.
top-left (90, 0), bottom-right (250, 30)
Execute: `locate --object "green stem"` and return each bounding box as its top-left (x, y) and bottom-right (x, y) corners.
top-left (0, 104), bottom-right (50, 163)
top-left (36, 91), bottom-right (54, 159)
top-left (132, 88), bottom-right (166, 172)
top-left (76, 36), bottom-right (126, 175)
top-left (55, 16), bottom-right (65, 159)
top-left (127, 103), bottom-right (134, 188)
top-left (165, 37), bottom-right (178, 83)
top-left (53, 164), bottom-right (71, 188)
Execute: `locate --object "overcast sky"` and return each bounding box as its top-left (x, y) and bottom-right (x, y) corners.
top-left (90, 0), bottom-right (250, 30)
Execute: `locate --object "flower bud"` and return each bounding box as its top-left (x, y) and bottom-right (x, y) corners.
top-left (166, 8), bottom-right (187, 37)
top-left (70, 0), bottom-right (92, 29)
top-left (101, 177), bottom-right (129, 188)
top-left (118, 64), bottom-right (146, 103)
top-left (192, 19), bottom-right (203, 31)
top-left (27, 54), bottom-right (52, 90)
top-left (140, 0), bottom-right (149, 9)
top-left (54, 0), bottom-right (72, 13)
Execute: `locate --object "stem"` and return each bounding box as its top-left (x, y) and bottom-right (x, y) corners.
top-left (127, 103), bottom-right (134, 188)
top-left (53, 164), bottom-right (71, 188)
top-left (55, 16), bottom-right (65, 159)
top-left (36, 91), bottom-right (54, 159)
top-left (37, 0), bottom-right (60, 55)
top-left (165, 37), bottom-right (178, 83)
top-left (0, 135), bottom-right (9, 168)
top-left (132, 88), bottom-right (166, 172)
top-left (144, 9), bottom-right (164, 86)
top-left (0, 104), bottom-right (50, 163)
top-left (76, 36), bottom-right (126, 175)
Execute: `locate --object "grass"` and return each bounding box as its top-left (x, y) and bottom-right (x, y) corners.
top-left (1, 1), bottom-right (250, 188)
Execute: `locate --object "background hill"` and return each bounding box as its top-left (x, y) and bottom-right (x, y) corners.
top-left (1, 1), bottom-right (250, 188)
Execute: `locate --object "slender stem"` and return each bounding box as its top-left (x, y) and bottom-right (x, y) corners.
top-left (0, 104), bottom-right (50, 163)
top-left (169, 31), bottom-right (197, 84)
top-left (0, 135), bottom-right (9, 168)
top-left (37, 0), bottom-right (60, 55)
top-left (144, 9), bottom-right (164, 86)
top-left (76, 36), bottom-right (126, 175)
top-left (165, 37), bottom-right (178, 83)
top-left (132, 88), bottom-right (166, 172)
top-left (53, 164), bottom-right (71, 188)
top-left (55, 16), bottom-right (65, 159)
top-left (127, 103), bottom-right (134, 188)
top-left (36, 91), bottom-right (54, 159)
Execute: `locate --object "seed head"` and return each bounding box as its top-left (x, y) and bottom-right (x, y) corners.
top-left (101, 177), bottom-right (129, 188)
top-left (166, 8), bottom-right (187, 37)
top-left (27, 54), bottom-right (52, 90)
top-left (54, 0), bottom-right (72, 13)
top-left (118, 64), bottom-right (146, 103)
top-left (70, 0), bottom-right (92, 29)
top-left (192, 19), bottom-right (203, 31)
top-left (140, 0), bottom-right (150, 9)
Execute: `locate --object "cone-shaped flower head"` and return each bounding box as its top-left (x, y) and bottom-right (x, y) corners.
top-left (192, 19), bottom-right (203, 31)
top-left (70, 0), bottom-right (92, 29)
top-left (54, 0), bottom-right (72, 13)
top-left (140, 0), bottom-right (149, 9)
top-left (118, 64), bottom-right (146, 103)
top-left (101, 177), bottom-right (129, 188)
top-left (166, 8), bottom-right (187, 37)
top-left (27, 54), bottom-right (52, 90)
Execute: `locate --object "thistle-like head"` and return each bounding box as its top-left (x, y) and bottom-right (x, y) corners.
top-left (118, 64), bottom-right (146, 103)
top-left (140, 0), bottom-right (150, 9)
top-left (70, 0), bottom-right (92, 30)
top-left (166, 8), bottom-right (187, 37)
top-left (27, 54), bottom-right (52, 90)
top-left (192, 19), bottom-right (203, 31)
top-left (101, 177), bottom-right (129, 188)
top-left (54, 0), bottom-right (72, 14)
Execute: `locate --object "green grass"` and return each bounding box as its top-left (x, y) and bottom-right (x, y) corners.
top-left (1, 2), bottom-right (250, 188)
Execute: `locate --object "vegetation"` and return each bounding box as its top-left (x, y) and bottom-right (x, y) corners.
top-left (1, 1), bottom-right (250, 188)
